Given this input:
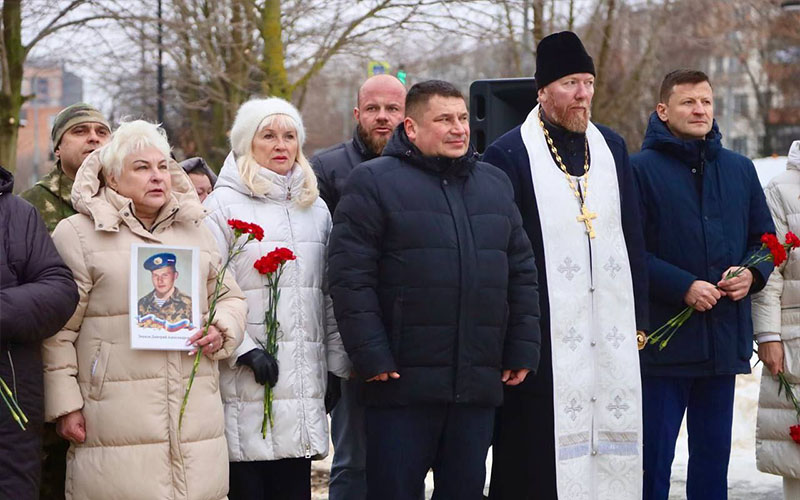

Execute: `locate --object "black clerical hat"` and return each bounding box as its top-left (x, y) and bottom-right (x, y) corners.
top-left (534, 31), bottom-right (596, 90)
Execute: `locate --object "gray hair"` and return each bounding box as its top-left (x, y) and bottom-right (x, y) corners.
top-left (98, 120), bottom-right (171, 179)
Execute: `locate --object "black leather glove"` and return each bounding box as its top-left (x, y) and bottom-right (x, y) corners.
top-left (237, 349), bottom-right (279, 387)
top-left (325, 372), bottom-right (342, 414)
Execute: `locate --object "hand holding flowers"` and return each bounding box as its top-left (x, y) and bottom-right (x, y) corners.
top-left (647, 232), bottom-right (800, 351)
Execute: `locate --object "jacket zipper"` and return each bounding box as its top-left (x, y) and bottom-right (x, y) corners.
top-left (282, 195), bottom-right (310, 458)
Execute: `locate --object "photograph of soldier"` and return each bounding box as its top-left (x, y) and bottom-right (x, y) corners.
top-left (137, 252), bottom-right (194, 331)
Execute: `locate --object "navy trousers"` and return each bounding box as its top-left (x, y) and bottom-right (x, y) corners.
top-left (642, 375), bottom-right (736, 500)
top-left (365, 403), bottom-right (495, 500)
top-left (329, 378), bottom-right (368, 500)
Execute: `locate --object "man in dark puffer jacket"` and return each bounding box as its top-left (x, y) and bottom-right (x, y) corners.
top-left (0, 165), bottom-right (79, 499)
top-left (329, 80), bottom-right (541, 500)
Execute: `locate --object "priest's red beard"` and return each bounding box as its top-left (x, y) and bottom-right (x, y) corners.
top-left (550, 103), bottom-right (591, 133)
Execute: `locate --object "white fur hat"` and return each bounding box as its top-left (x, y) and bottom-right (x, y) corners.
top-left (229, 97), bottom-right (305, 157)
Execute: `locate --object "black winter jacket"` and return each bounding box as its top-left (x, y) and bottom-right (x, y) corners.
top-left (311, 129), bottom-right (377, 214)
top-left (0, 166), bottom-right (79, 498)
top-left (329, 126), bottom-right (541, 408)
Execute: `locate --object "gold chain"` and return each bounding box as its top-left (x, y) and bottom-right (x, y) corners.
top-left (539, 108), bottom-right (597, 238)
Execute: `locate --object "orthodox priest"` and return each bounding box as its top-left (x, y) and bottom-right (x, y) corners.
top-left (485, 31), bottom-right (649, 500)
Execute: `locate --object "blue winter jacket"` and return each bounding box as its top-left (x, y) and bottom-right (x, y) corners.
top-left (632, 112), bottom-right (775, 377)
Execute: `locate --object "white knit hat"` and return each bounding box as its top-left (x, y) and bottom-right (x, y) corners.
top-left (229, 97), bottom-right (305, 157)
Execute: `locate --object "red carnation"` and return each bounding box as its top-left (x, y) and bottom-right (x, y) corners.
top-left (227, 219), bottom-right (265, 242)
top-left (271, 247), bottom-right (296, 263)
top-left (791, 425), bottom-right (800, 445)
top-left (786, 232), bottom-right (800, 249)
top-left (772, 245), bottom-right (788, 267)
top-left (248, 223), bottom-right (265, 242)
top-left (254, 255), bottom-right (279, 275)
top-left (228, 219), bottom-right (249, 232)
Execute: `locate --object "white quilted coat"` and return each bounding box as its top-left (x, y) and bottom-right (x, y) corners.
top-left (204, 152), bottom-right (350, 462)
top-left (753, 141), bottom-right (800, 480)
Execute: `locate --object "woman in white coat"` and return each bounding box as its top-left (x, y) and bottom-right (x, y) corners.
top-left (204, 97), bottom-right (350, 500)
top-left (753, 140), bottom-right (800, 500)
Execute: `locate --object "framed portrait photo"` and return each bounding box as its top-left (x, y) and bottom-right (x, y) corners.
top-left (130, 244), bottom-right (200, 350)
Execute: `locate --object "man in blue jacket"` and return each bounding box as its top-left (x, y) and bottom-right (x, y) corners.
top-left (329, 80), bottom-right (540, 500)
top-left (631, 69), bottom-right (775, 500)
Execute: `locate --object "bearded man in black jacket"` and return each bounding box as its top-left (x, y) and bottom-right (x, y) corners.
top-left (329, 80), bottom-right (541, 500)
top-left (311, 74), bottom-right (406, 500)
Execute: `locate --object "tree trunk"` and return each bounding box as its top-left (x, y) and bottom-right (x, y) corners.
top-left (0, 0), bottom-right (24, 173)
top-left (259, 0), bottom-right (290, 99)
top-left (532, 0), bottom-right (545, 52)
top-left (595, 0), bottom-right (617, 85)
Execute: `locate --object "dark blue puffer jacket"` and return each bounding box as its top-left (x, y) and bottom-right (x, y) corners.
top-left (0, 166), bottom-right (78, 498)
top-left (632, 113), bottom-right (775, 377)
top-left (329, 125), bottom-right (541, 407)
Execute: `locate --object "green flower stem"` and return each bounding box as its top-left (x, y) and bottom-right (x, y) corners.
top-left (649, 241), bottom-right (787, 351)
top-left (0, 376), bottom-right (27, 430)
top-left (179, 233), bottom-right (252, 432)
top-left (261, 265), bottom-right (284, 438)
top-left (777, 372), bottom-right (800, 420)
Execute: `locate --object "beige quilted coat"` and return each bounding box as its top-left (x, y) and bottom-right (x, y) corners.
top-left (42, 150), bottom-right (247, 500)
top-left (753, 140), bottom-right (800, 480)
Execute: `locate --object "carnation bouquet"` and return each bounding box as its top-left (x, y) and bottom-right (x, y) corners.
top-left (178, 219), bottom-right (263, 431)
top-left (647, 232), bottom-right (800, 351)
top-left (253, 247), bottom-right (296, 437)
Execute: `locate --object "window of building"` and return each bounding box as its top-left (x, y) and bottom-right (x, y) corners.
top-left (715, 56), bottom-right (726, 75)
top-left (34, 77), bottom-right (49, 103)
top-left (733, 94), bottom-right (749, 117)
top-left (714, 97), bottom-right (725, 117)
top-left (731, 137), bottom-right (748, 155)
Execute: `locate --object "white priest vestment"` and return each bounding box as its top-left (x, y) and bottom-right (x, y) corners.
top-left (519, 104), bottom-right (643, 499)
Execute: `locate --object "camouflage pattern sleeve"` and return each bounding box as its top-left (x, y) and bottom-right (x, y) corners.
top-left (19, 168), bottom-right (77, 234)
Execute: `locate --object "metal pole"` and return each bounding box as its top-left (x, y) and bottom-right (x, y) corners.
top-left (157, 0), bottom-right (164, 124)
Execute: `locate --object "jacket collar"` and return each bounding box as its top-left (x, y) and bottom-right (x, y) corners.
top-left (381, 124), bottom-right (477, 177)
top-left (641, 111), bottom-right (722, 165)
top-left (0, 165), bottom-right (13, 195)
top-left (71, 150), bottom-right (206, 239)
top-left (216, 151), bottom-right (306, 203)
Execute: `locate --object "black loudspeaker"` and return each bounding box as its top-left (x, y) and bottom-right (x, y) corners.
top-left (469, 78), bottom-right (538, 154)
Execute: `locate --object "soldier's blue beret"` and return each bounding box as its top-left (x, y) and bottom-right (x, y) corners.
top-left (143, 252), bottom-right (177, 271)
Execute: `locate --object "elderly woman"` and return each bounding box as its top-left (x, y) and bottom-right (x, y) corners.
top-left (204, 97), bottom-right (350, 500)
top-left (42, 120), bottom-right (247, 500)
top-left (753, 140), bottom-right (800, 500)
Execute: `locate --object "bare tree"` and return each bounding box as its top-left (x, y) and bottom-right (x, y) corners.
top-left (0, 0), bottom-right (120, 172)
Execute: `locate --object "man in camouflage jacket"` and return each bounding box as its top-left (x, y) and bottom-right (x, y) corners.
top-left (20, 103), bottom-right (110, 233)
top-left (18, 103), bottom-right (110, 500)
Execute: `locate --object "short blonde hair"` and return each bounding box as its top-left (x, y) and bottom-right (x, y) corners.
top-left (236, 113), bottom-right (318, 208)
top-left (98, 120), bottom-right (171, 179)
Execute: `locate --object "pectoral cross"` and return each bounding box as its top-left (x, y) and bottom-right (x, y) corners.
top-left (576, 204), bottom-right (597, 239)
